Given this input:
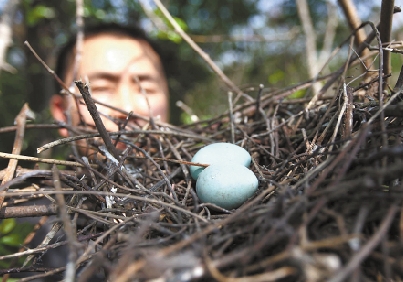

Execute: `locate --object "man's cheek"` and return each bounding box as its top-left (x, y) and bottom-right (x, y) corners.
top-left (150, 95), bottom-right (168, 116)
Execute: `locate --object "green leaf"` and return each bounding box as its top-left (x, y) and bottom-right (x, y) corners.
top-left (12, 222), bottom-right (34, 237)
top-left (153, 7), bottom-right (188, 43)
top-left (286, 89), bottom-right (306, 100)
top-left (181, 112), bottom-right (192, 125)
top-left (173, 17), bottom-right (188, 31)
top-left (167, 31), bottom-right (181, 44)
top-left (1, 234), bottom-right (23, 246)
top-left (26, 6), bottom-right (55, 26)
top-left (0, 241), bottom-right (11, 255)
top-left (0, 219), bottom-right (16, 235)
top-left (268, 70), bottom-right (285, 84)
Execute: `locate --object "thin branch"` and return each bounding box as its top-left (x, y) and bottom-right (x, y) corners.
top-left (228, 92), bottom-right (235, 144)
top-left (296, 0), bottom-right (321, 97)
top-left (328, 204), bottom-right (399, 282)
top-left (338, 0), bottom-right (372, 72)
top-left (37, 129), bottom-right (214, 153)
top-left (0, 152), bottom-right (96, 168)
top-left (189, 31), bottom-right (298, 43)
top-left (379, 0), bottom-right (395, 86)
top-left (53, 165), bottom-right (77, 282)
top-left (0, 204), bottom-right (58, 219)
top-left (151, 0), bottom-right (244, 103)
top-left (75, 80), bottom-right (120, 159)
top-left (318, 1), bottom-right (338, 70)
top-left (0, 103), bottom-right (34, 209)
top-left (24, 41), bottom-right (69, 91)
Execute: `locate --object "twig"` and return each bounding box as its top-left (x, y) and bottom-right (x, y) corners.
top-left (366, 21), bottom-right (388, 156)
top-left (0, 152), bottom-right (96, 168)
top-left (379, 0), bottom-right (395, 86)
top-left (306, 21), bottom-right (378, 109)
top-left (189, 31), bottom-right (298, 43)
top-left (24, 41), bottom-right (69, 91)
top-left (37, 129), bottom-right (214, 153)
top-left (328, 204), bottom-right (398, 282)
top-left (329, 83), bottom-right (348, 146)
top-left (228, 92), bottom-right (235, 144)
top-left (368, 84), bottom-right (403, 124)
top-left (7, 189), bottom-right (209, 222)
top-left (0, 103), bottom-right (34, 209)
top-left (74, 0), bottom-right (84, 82)
top-left (318, 2), bottom-right (338, 70)
top-left (138, 0), bottom-right (169, 33)
top-left (75, 80), bottom-right (120, 159)
top-left (0, 204), bottom-right (58, 218)
top-left (296, 0), bottom-right (321, 97)
top-left (53, 165), bottom-right (77, 282)
top-left (0, 123), bottom-right (64, 133)
top-left (393, 64), bottom-right (403, 94)
top-left (134, 75), bottom-right (155, 128)
top-left (338, 0), bottom-right (372, 72)
top-left (254, 84), bottom-right (264, 121)
top-left (151, 0), bottom-right (244, 103)
top-left (66, 0), bottom-right (85, 159)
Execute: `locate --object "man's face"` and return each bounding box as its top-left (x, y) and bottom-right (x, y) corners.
top-left (52, 33), bottom-right (169, 138)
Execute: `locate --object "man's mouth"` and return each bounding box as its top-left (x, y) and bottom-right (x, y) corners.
top-left (115, 141), bottom-right (128, 150)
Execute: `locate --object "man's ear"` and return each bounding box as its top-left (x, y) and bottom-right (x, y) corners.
top-left (50, 94), bottom-right (68, 137)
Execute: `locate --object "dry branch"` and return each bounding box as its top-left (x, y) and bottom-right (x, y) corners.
top-left (379, 0), bottom-right (395, 86)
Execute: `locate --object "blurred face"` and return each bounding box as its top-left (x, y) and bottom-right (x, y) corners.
top-left (51, 33), bottom-right (169, 154)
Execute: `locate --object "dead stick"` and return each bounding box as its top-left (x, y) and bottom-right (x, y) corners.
top-left (152, 0), bottom-right (244, 104)
top-left (53, 165), bottom-right (77, 282)
top-left (75, 80), bottom-right (120, 160)
top-left (0, 152), bottom-right (96, 168)
top-left (0, 204), bottom-right (57, 218)
top-left (0, 103), bottom-right (34, 209)
top-left (338, 0), bottom-right (372, 72)
top-left (329, 204), bottom-right (398, 282)
top-left (379, 0), bottom-right (395, 86)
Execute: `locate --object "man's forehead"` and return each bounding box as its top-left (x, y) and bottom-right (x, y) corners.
top-left (66, 33), bottom-right (162, 79)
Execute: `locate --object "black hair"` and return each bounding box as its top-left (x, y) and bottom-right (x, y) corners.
top-left (55, 22), bottom-right (166, 92)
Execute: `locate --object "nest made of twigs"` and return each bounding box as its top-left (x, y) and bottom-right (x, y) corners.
top-left (2, 44), bottom-right (403, 282)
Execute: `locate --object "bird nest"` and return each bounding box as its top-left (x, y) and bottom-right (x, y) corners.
top-left (2, 47), bottom-right (403, 282)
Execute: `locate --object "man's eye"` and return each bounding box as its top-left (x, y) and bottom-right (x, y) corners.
top-left (91, 86), bottom-right (114, 94)
top-left (139, 83), bottom-right (159, 94)
top-left (144, 88), bottom-right (157, 94)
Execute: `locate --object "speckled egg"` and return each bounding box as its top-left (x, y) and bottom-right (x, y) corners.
top-left (190, 143), bottom-right (251, 180)
top-left (196, 163), bottom-right (258, 210)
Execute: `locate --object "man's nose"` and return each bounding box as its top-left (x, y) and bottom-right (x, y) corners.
top-left (115, 82), bottom-right (137, 115)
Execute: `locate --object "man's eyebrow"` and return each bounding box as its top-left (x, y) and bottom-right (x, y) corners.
top-left (131, 73), bottom-right (159, 83)
top-left (87, 72), bottom-right (120, 81)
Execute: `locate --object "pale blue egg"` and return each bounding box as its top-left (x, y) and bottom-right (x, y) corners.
top-left (196, 163), bottom-right (258, 210)
top-left (190, 143), bottom-right (251, 180)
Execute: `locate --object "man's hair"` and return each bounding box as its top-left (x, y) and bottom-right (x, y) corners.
top-left (55, 22), bottom-right (165, 92)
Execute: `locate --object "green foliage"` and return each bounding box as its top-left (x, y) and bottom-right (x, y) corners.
top-left (286, 89), bottom-right (307, 100)
top-left (168, 0), bottom-right (257, 35)
top-left (180, 112), bottom-right (212, 125)
top-left (25, 5), bottom-right (55, 26)
top-left (153, 8), bottom-right (188, 44)
top-left (0, 219), bottom-right (34, 268)
top-left (0, 218), bottom-right (16, 234)
top-left (268, 70), bottom-right (286, 84)
top-left (82, 0), bottom-right (117, 21)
